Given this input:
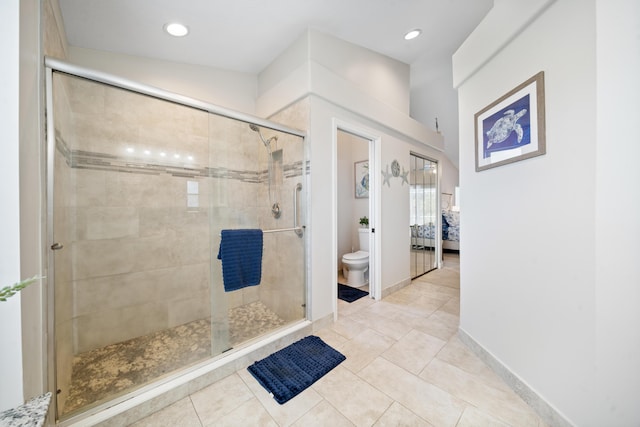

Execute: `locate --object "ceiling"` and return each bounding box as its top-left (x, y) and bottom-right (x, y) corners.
top-left (57, 0), bottom-right (493, 166)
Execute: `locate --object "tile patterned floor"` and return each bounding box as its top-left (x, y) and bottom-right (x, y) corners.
top-left (130, 254), bottom-right (549, 427)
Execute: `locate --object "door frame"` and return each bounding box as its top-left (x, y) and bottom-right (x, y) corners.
top-left (332, 119), bottom-right (382, 320)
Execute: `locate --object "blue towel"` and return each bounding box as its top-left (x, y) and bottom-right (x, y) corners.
top-left (217, 229), bottom-right (263, 292)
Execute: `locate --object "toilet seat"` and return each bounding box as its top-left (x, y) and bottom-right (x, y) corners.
top-left (342, 250), bottom-right (368, 261)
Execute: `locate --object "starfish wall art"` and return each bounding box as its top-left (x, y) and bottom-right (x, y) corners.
top-left (381, 159), bottom-right (408, 187)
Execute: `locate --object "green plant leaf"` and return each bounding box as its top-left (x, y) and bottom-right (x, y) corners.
top-left (0, 275), bottom-right (42, 302)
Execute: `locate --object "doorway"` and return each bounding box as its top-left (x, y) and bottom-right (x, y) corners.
top-left (410, 153), bottom-right (438, 278)
top-left (337, 130), bottom-right (370, 292)
top-left (332, 121), bottom-right (381, 319)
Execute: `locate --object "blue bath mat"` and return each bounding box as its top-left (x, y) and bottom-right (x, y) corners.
top-left (338, 283), bottom-right (369, 303)
top-left (247, 335), bottom-right (345, 404)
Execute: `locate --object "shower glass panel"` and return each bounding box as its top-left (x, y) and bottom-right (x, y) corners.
top-left (410, 153), bottom-right (438, 278)
top-left (49, 71), bottom-right (306, 419)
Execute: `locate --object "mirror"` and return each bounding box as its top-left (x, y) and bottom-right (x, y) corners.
top-left (410, 153), bottom-right (438, 278)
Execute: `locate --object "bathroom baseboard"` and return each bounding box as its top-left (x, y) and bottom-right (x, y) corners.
top-left (381, 277), bottom-right (411, 299)
top-left (457, 328), bottom-right (573, 427)
top-left (312, 312), bottom-right (335, 333)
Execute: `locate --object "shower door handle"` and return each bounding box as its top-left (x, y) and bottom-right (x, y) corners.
top-left (293, 183), bottom-right (303, 237)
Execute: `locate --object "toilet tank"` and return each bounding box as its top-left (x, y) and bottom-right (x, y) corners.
top-left (358, 228), bottom-right (370, 251)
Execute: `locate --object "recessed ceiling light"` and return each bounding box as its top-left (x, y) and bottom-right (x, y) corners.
top-left (404, 29), bottom-right (422, 40)
top-left (164, 23), bottom-right (189, 37)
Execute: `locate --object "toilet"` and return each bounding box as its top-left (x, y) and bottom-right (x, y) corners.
top-left (341, 228), bottom-right (369, 287)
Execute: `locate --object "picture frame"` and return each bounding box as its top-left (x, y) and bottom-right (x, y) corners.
top-left (475, 71), bottom-right (546, 172)
top-left (354, 160), bottom-right (369, 198)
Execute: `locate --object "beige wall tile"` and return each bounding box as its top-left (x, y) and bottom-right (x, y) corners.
top-left (66, 75), bottom-right (106, 116)
top-left (72, 238), bottom-right (136, 280)
top-left (71, 169), bottom-right (107, 207)
top-left (168, 291), bottom-right (211, 327)
top-left (73, 264), bottom-right (208, 316)
top-left (75, 301), bottom-right (169, 352)
top-left (75, 206), bottom-right (139, 240)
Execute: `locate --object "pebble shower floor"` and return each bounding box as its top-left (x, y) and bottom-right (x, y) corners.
top-left (62, 301), bottom-right (285, 415)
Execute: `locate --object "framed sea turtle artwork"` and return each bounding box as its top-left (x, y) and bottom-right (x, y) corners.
top-left (354, 160), bottom-right (369, 198)
top-left (475, 71), bottom-right (546, 172)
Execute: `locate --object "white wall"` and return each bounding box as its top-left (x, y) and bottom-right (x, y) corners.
top-left (410, 57), bottom-right (460, 206)
top-left (439, 155), bottom-right (459, 202)
top-left (378, 134), bottom-right (412, 288)
top-left (594, 0), bottom-right (640, 425)
top-left (304, 96), bottom-right (442, 320)
top-left (259, 30), bottom-right (411, 115)
top-left (256, 30), bottom-right (443, 152)
top-left (67, 47), bottom-right (258, 115)
top-left (411, 57), bottom-right (460, 169)
top-left (255, 29), bottom-right (447, 321)
top-left (0, 0), bottom-right (24, 411)
top-left (307, 31), bottom-right (411, 114)
top-left (19, 0), bottom-right (45, 401)
top-left (456, 0), bottom-right (640, 424)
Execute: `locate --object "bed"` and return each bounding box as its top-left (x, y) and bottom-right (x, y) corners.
top-left (441, 209), bottom-right (460, 252)
top-left (410, 209), bottom-right (460, 252)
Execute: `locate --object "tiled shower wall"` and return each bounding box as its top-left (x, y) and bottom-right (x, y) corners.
top-left (54, 73), bottom-right (307, 359)
top-left (208, 112), bottom-right (306, 324)
top-left (59, 75), bottom-right (213, 354)
top-left (259, 99), bottom-right (310, 323)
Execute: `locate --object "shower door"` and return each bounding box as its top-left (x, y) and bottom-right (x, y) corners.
top-left (410, 153), bottom-right (438, 278)
top-left (48, 71), bottom-right (219, 418)
top-left (207, 114), bottom-right (307, 355)
top-left (47, 65), bottom-right (307, 420)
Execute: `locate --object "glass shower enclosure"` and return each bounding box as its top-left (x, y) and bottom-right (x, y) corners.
top-left (46, 61), bottom-right (307, 420)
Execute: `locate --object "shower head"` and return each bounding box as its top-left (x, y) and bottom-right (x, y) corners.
top-left (249, 124), bottom-right (277, 147)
